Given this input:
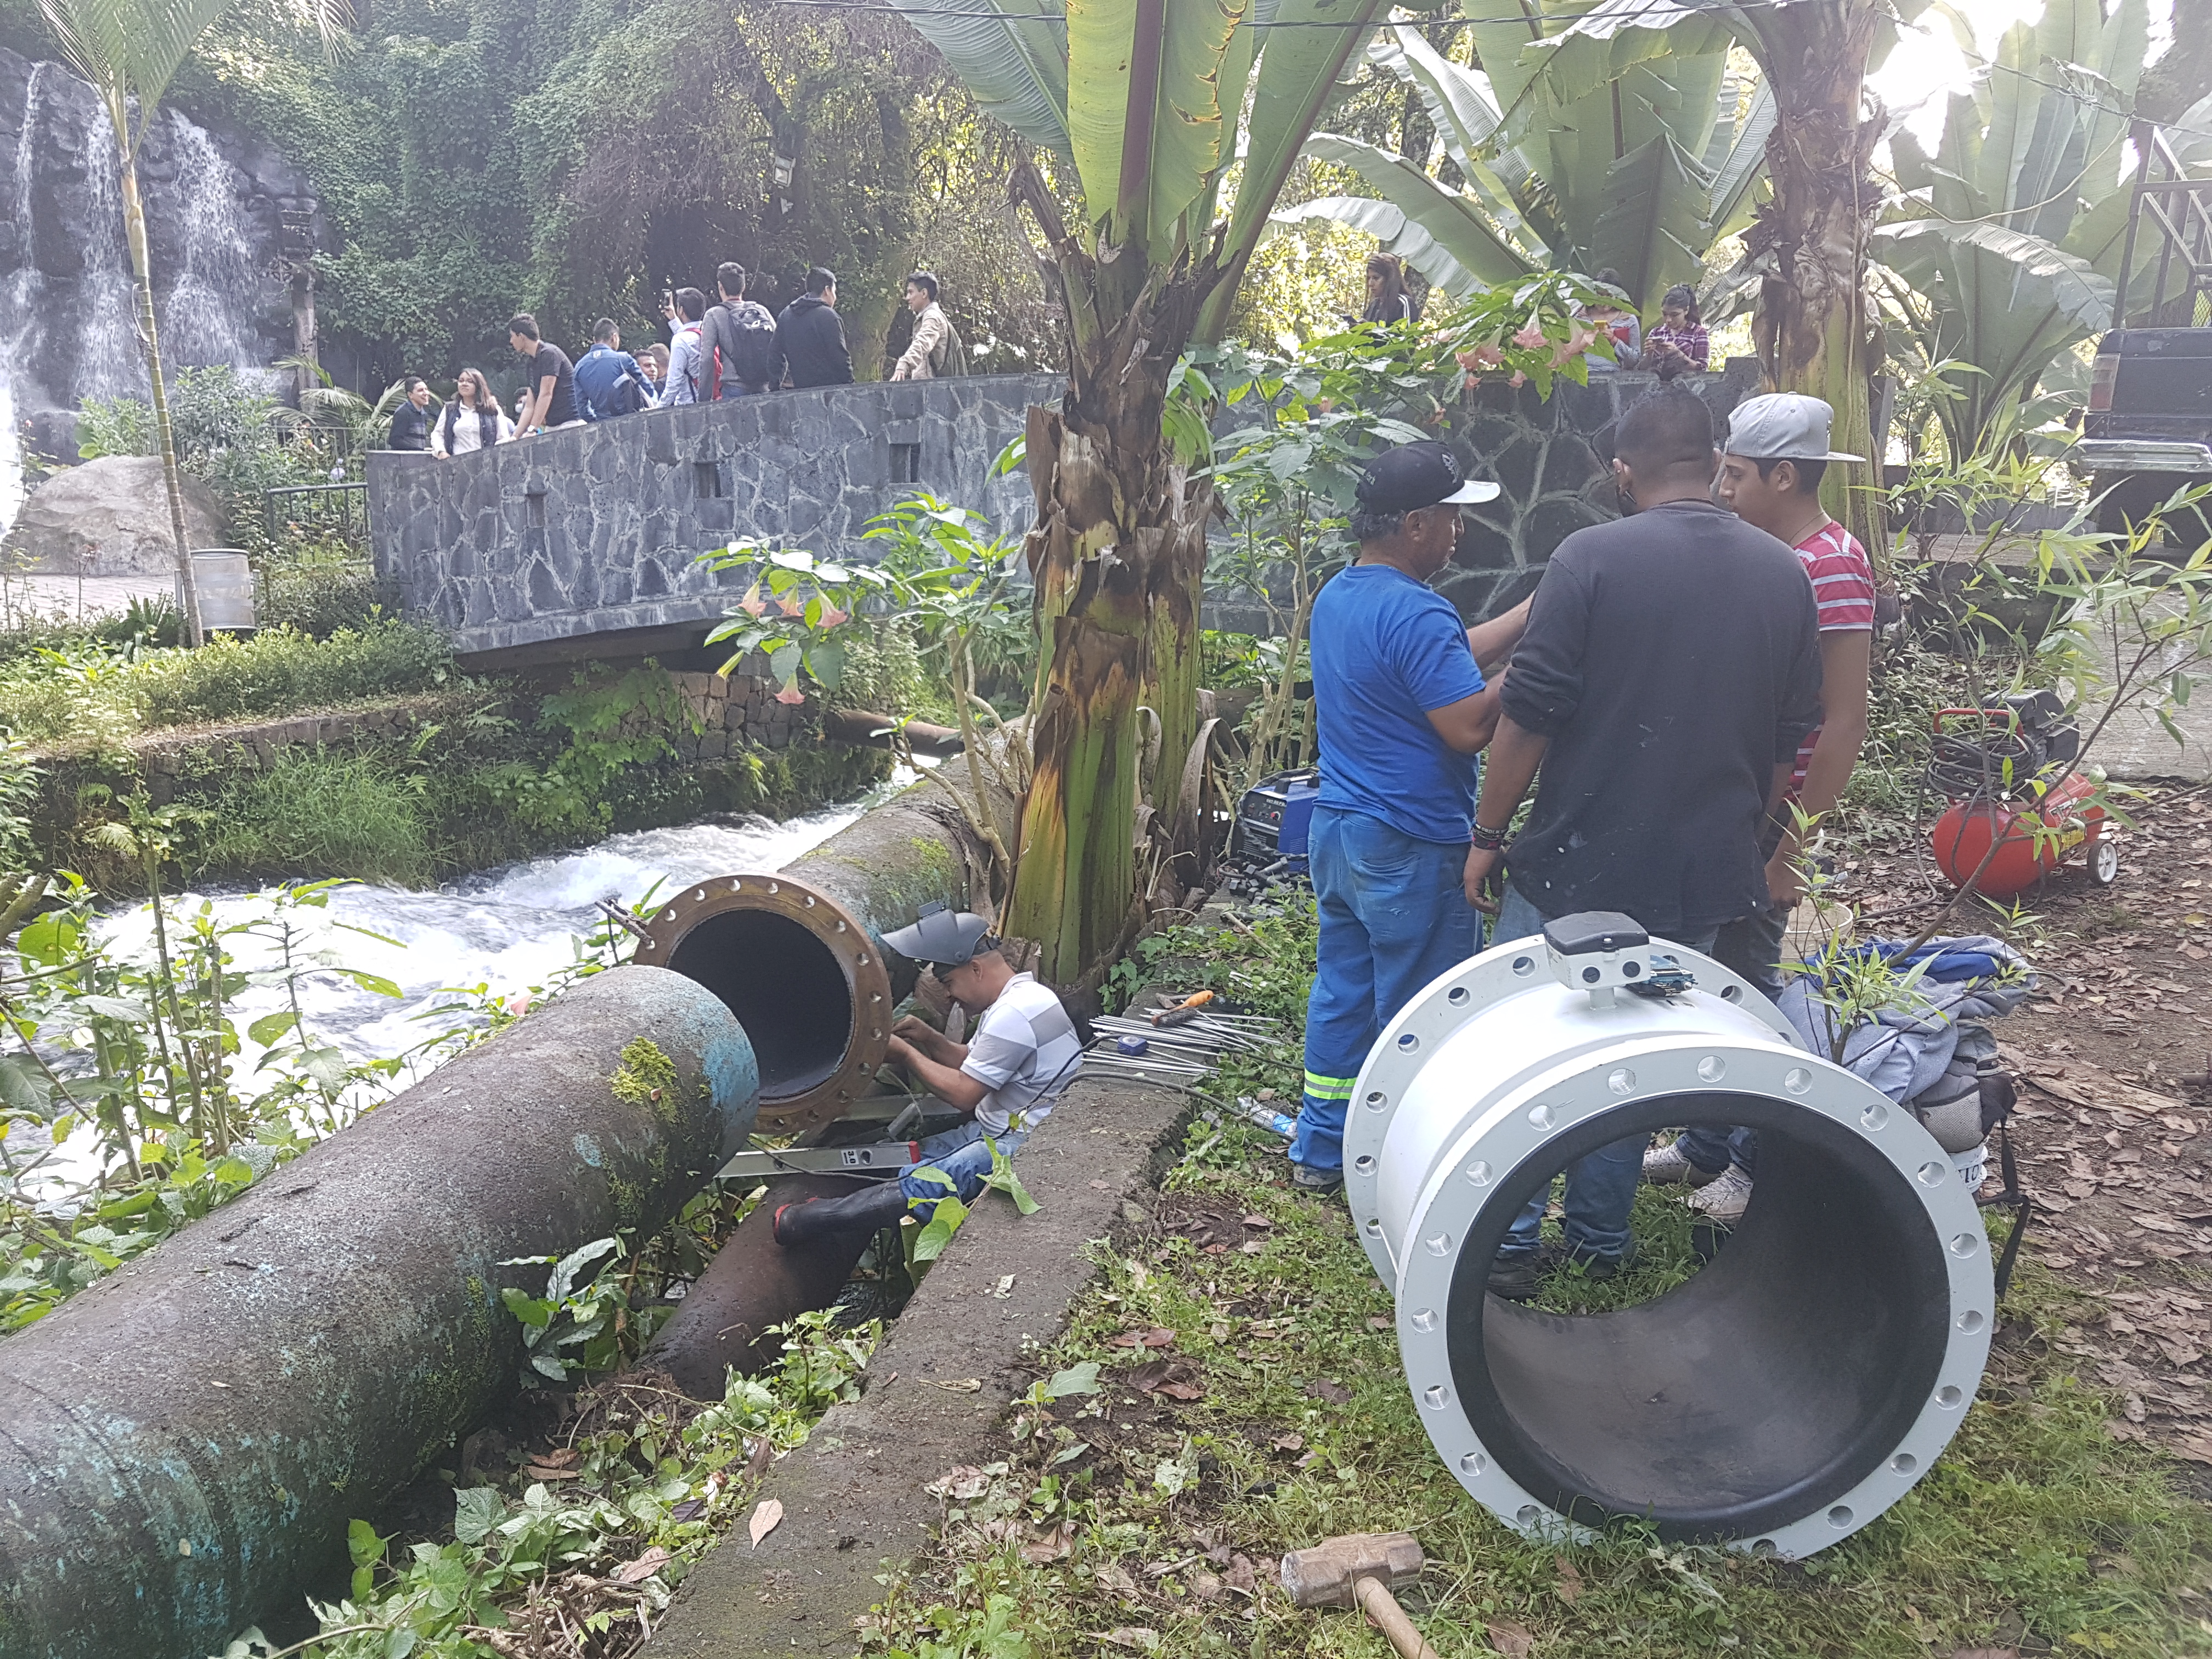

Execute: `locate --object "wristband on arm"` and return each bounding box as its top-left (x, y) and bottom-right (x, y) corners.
top-left (1470, 821), bottom-right (1511, 852)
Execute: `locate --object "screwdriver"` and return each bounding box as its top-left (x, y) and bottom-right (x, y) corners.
top-left (1151, 990), bottom-right (1215, 1029)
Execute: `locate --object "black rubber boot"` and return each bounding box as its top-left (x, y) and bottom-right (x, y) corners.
top-left (772, 1180), bottom-right (912, 1248)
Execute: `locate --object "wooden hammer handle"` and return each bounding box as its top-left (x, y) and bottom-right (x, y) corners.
top-left (1355, 1575), bottom-right (1440, 1659)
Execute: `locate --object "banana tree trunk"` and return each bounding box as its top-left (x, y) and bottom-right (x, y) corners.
top-left (112, 117), bottom-right (205, 648)
top-left (1002, 164), bottom-right (1224, 990)
top-left (1746, 7), bottom-right (1884, 568)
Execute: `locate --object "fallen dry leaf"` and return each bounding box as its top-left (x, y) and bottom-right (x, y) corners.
top-left (520, 1464), bottom-right (581, 1482)
top-left (1950, 1650), bottom-right (2020, 1658)
top-left (667, 1497), bottom-right (707, 1522)
top-left (926, 1466), bottom-right (992, 1501)
top-left (1240, 1214), bottom-right (1273, 1230)
top-left (533, 1447), bottom-right (580, 1470)
top-left (748, 1498), bottom-right (783, 1547)
top-left (1487, 1618), bottom-right (1534, 1658)
top-left (1102, 1627), bottom-right (1160, 1651)
top-left (747, 1434), bottom-right (774, 1480)
top-left (1097, 1562), bottom-right (1141, 1598)
top-left (1223, 1553), bottom-right (1257, 1597)
top-left (927, 1377), bottom-right (983, 1392)
top-left (1155, 1379), bottom-right (1205, 1401)
top-left (612, 1546), bottom-right (670, 1585)
top-left (1021, 1523), bottom-right (1075, 1564)
top-left (1555, 1554), bottom-right (1582, 1605)
top-left (1271, 1432), bottom-right (1305, 1453)
top-left (1239, 1239), bottom-right (1266, 1254)
top-left (1110, 1327), bottom-right (1178, 1350)
top-left (1366, 1314), bottom-right (1393, 1331)
top-left (1190, 1569), bottom-right (1222, 1600)
top-left (1305, 1379), bottom-right (1353, 1406)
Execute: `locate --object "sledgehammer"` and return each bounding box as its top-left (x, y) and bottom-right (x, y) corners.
top-left (1279, 1531), bottom-right (1440, 1659)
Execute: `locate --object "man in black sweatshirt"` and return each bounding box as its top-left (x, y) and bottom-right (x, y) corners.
top-left (1463, 387), bottom-right (1824, 1300)
top-left (776, 267), bottom-right (855, 388)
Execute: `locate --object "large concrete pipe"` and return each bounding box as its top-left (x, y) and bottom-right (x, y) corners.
top-left (0, 967), bottom-right (759, 1659)
top-left (634, 752), bottom-right (1018, 1133)
top-left (1347, 916), bottom-right (1993, 1559)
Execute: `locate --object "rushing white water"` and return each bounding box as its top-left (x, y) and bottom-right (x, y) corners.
top-left (15, 790), bottom-right (896, 1196)
top-left (95, 795), bottom-right (888, 1069)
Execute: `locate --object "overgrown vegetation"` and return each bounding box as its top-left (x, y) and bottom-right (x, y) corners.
top-left (0, 620), bottom-right (453, 749)
top-left (221, 1308), bottom-right (878, 1658)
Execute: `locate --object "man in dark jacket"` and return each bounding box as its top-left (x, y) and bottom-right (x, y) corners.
top-left (388, 377), bottom-right (434, 450)
top-left (776, 267), bottom-right (854, 388)
top-left (573, 318), bottom-right (654, 421)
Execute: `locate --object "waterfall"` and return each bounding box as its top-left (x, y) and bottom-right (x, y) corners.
top-left (0, 50), bottom-right (299, 543)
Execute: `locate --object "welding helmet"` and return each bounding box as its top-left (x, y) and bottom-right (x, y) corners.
top-left (882, 902), bottom-right (995, 968)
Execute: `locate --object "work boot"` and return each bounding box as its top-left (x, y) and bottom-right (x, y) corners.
top-left (772, 1180), bottom-right (912, 1248)
top-left (1556, 1240), bottom-right (1638, 1282)
top-left (1688, 1163), bottom-right (1754, 1225)
top-left (1486, 1251), bottom-right (1544, 1302)
top-left (1290, 1161), bottom-right (1344, 1195)
top-left (1642, 1140), bottom-right (1722, 1188)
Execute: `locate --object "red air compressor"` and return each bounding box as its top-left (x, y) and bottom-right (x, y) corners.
top-left (1928, 691), bottom-right (2117, 899)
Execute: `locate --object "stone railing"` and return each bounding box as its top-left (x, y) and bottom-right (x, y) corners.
top-left (368, 374), bottom-right (1061, 659)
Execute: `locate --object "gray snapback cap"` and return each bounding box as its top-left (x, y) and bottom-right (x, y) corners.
top-left (1725, 393), bottom-right (1866, 462)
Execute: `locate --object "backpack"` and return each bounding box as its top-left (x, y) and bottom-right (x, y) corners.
top-left (928, 312), bottom-right (968, 377)
top-left (601, 364), bottom-right (648, 418)
top-left (703, 301), bottom-right (780, 397)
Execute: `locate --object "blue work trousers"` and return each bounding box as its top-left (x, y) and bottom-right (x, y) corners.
top-left (900, 1121), bottom-right (1029, 1223)
top-left (1493, 885), bottom-right (1719, 1262)
top-left (1295, 808), bottom-right (1481, 1175)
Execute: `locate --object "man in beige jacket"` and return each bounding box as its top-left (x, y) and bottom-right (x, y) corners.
top-left (890, 271), bottom-right (961, 381)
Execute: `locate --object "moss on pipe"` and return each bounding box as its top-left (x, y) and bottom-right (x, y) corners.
top-left (0, 966), bottom-right (760, 1659)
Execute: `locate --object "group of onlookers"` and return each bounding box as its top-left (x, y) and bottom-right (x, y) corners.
top-left (386, 265), bottom-right (963, 454)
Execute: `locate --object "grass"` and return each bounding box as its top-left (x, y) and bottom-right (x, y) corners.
top-left (867, 1130), bottom-right (2212, 1658)
top-left (864, 907), bottom-right (2212, 1658)
top-left (193, 748), bottom-right (437, 887)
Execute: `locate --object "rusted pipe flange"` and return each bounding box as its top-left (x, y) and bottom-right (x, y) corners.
top-left (635, 873), bottom-right (893, 1132)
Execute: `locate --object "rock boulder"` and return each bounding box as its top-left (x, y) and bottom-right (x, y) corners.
top-left (4, 456), bottom-right (227, 576)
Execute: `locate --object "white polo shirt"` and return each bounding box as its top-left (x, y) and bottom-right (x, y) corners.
top-left (960, 973), bottom-right (1084, 1136)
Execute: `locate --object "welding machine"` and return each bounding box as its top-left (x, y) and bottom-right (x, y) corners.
top-left (1233, 768), bottom-right (1320, 875)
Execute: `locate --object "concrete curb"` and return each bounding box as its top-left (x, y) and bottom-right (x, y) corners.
top-left (645, 1072), bottom-right (1196, 1656)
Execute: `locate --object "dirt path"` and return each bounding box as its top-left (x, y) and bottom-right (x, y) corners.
top-left (1849, 782), bottom-right (2212, 1474)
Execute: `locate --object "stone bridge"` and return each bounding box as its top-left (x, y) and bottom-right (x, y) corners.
top-left (367, 374), bottom-right (1059, 662)
top-left (367, 361), bottom-right (1765, 662)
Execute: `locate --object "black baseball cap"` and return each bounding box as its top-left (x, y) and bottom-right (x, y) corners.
top-left (1356, 441), bottom-right (1502, 514)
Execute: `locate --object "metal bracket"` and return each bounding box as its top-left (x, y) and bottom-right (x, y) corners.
top-left (716, 1141), bottom-right (921, 1181)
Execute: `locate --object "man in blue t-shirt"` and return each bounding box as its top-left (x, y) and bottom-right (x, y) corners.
top-left (1293, 441), bottom-right (1531, 1190)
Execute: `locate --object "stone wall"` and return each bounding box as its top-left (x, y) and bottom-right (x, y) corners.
top-left (369, 360), bottom-right (1768, 655)
top-left (1435, 358), bottom-right (1767, 620)
top-left (369, 374), bottom-right (1061, 657)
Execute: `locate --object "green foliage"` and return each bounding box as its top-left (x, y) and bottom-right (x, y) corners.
top-left (1283, 23), bottom-right (1768, 306)
top-left (244, 1307), bottom-right (878, 1657)
top-left (0, 869), bottom-right (405, 1333)
top-left (0, 620), bottom-right (453, 748)
top-left (473, 665), bottom-right (697, 839)
top-left (166, 0), bottom-right (951, 387)
top-left (1873, 0), bottom-right (2190, 460)
top-left (195, 747), bottom-right (436, 888)
top-left (75, 365), bottom-right (329, 528)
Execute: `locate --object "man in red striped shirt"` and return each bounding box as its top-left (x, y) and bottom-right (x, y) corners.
top-left (1645, 393), bottom-right (1876, 1220)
